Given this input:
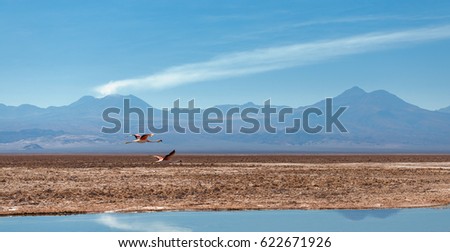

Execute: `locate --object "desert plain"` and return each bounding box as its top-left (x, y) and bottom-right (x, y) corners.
top-left (0, 154), bottom-right (449, 216)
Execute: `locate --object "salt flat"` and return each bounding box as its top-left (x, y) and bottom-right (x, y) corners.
top-left (1, 154), bottom-right (449, 216)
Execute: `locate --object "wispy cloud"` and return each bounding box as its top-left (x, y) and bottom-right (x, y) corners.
top-left (289, 15), bottom-right (450, 28)
top-left (96, 25), bottom-right (450, 96)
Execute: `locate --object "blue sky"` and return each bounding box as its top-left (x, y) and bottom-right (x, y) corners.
top-left (1, 0), bottom-right (450, 110)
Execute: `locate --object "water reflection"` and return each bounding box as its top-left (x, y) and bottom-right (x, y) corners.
top-left (96, 214), bottom-right (191, 232)
top-left (1, 208), bottom-right (449, 232)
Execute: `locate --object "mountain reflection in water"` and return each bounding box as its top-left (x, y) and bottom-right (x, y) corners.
top-left (338, 209), bottom-right (401, 221)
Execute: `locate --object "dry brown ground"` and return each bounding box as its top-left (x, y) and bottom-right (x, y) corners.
top-left (1, 154), bottom-right (449, 216)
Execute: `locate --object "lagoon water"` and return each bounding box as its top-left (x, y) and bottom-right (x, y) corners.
top-left (1, 208), bottom-right (449, 232)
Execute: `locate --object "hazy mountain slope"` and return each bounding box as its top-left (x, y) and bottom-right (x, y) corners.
top-left (438, 106), bottom-right (450, 113)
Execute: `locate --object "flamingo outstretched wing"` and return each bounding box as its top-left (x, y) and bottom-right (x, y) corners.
top-left (153, 150), bottom-right (176, 162)
top-left (140, 134), bottom-right (154, 141)
top-left (163, 150), bottom-right (176, 160)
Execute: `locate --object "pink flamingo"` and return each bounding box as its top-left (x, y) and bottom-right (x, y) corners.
top-left (153, 150), bottom-right (176, 163)
top-left (125, 134), bottom-right (162, 144)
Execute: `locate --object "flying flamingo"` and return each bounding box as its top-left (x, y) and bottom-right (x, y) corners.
top-left (153, 150), bottom-right (176, 163)
top-left (125, 134), bottom-right (162, 144)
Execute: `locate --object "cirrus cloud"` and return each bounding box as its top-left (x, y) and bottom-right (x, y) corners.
top-left (96, 25), bottom-right (450, 96)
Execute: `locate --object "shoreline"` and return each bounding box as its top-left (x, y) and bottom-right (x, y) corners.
top-left (1, 155), bottom-right (449, 217)
top-left (2, 204), bottom-right (450, 218)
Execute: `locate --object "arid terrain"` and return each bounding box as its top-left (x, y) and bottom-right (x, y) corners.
top-left (1, 154), bottom-right (449, 216)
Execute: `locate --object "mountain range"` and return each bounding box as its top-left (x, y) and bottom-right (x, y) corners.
top-left (0, 87), bottom-right (449, 153)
